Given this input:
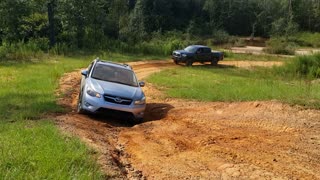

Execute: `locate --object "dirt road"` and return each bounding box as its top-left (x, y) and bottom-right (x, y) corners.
top-left (231, 46), bottom-right (320, 56)
top-left (56, 60), bottom-right (320, 179)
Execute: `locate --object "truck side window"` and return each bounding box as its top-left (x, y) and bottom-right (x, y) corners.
top-left (203, 48), bottom-right (211, 53)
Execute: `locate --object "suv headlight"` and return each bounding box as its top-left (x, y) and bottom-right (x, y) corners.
top-left (134, 96), bottom-right (146, 105)
top-left (182, 54), bottom-right (187, 57)
top-left (87, 88), bottom-right (101, 98)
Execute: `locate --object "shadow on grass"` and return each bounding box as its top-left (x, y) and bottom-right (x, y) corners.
top-left (193, 63), bottom-right (236, 69)
top-left (176, 63), bottom-right (236, 69)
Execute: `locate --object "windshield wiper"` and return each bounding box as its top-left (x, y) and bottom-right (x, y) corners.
top-left (92, 77), bottom-right (137, 87)
top-left (92, 76), bottom-right (106, 81)
top-left (108, 80), bottom-right (137, 87)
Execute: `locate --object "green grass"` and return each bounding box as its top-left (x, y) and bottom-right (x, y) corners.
top-left (0, 120), bottom-right (101, 179)
top-left (0, 56), bottom-right (103, 179)
top-left (264, 38), bottom-right (297, 55)
top-left (290, 32), bottom-right (320, 48)
top-left (274, 54), bottom-right (320, 79)
top-left (148, 65), bottom-right (320, 108)
top-left (0, 57), bottom-right (88, 120)
top-left (0, 52), bottom-right (160, 179)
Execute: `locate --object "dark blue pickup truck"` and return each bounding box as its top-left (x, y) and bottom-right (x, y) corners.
top-left (172, 45), bottom-right (224, 66)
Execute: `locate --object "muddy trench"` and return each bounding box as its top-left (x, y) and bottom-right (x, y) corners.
top-left (56, 60), bottom-right (320, 179)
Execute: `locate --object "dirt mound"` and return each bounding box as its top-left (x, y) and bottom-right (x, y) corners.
top-left (56, 60), bottom-right (320, 179)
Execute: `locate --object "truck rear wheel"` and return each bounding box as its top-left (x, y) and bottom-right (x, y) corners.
top-left (211, 58), bottom-right (218, 66)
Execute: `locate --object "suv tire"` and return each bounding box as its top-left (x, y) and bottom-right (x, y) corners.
top-left (77, 90), bottom-right (86, 114)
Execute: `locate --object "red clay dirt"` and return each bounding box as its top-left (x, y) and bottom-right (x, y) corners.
top-left (56, 60), bottom-right (320, 179)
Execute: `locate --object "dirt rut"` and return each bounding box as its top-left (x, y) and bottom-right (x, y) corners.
top-left (56, 60), bottom-right (320, 179)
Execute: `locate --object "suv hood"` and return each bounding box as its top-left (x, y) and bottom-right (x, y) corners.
top-left (89, 78), bottom-right (143, 100)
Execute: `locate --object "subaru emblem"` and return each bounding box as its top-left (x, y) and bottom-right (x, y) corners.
top-left (115, 97), bottom-right (122, 103)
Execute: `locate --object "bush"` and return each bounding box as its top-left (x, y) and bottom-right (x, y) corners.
top-left (289, 32), bottom-right (320, 48)
top-left (211, 30), bottom-right (234, 45)
top-left (0, 41), bottom-right (46, 61)
top-left (233, 38), bottom-right (246, 47)
top-left (264, 38), bottom-right (297, 55)
top-left (99, 31), bottom-right (193, 56)
top-left (49, 43), bottom-right (76, 56)
top-left (275, 54), bottom-right (320, 78)
top-left (0, 30), bottom-right (229, 60)
top-left (29, 38), bottom-right (50, 51)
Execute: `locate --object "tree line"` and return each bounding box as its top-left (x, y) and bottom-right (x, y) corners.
top-left (0, 0), bottom-right (319, 49)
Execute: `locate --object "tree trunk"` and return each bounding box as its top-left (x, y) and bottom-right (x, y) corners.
top-left (48, 0), bottom-right (55, 47)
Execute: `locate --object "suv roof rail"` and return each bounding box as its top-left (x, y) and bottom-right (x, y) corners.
top-left (93, 57), bottom-right (100, 62)
top-left (95, 59), bottom-right (132, 69)
top-left (123, 63), bottom-right (132, 69)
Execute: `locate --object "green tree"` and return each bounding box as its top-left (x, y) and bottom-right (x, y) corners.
top-left (0, 0), bottom-right (30, 42)
top-left (120, 0), bottom-right (147, 42)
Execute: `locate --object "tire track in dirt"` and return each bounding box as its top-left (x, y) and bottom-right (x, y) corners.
top-left (56, 60), bottom-right (320, 179)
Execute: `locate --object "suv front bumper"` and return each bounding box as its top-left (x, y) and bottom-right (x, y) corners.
top-left (81, 93), bottom-right (146, 119)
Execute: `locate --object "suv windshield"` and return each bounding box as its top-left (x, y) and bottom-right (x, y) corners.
top-left (91, 64), bottom-right (138, 87)
top-left (184, 46), bottom-right (198, 53)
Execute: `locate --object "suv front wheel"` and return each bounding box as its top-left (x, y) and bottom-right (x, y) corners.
top-left (77, 90), bottom-right (86, 114)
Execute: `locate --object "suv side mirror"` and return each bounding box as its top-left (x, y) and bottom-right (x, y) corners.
top-left (139, 81), bottom-right (145, 87)
top-left (81, 70), bottom-right (88, 77)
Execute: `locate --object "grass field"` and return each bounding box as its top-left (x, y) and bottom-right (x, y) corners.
top-left (0, 53), bottom-right (160, 179)
top-left (0, 120), bottom-right (102, 179)
top-left (148, 63), bottom-right (320, 108)
top-left (1, 51), bottom-right (318, 178)
top-left (0, 56), bottom-right (105, 178)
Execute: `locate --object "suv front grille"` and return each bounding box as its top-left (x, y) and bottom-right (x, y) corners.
top-left (104, 94), bottom-right (132, 105)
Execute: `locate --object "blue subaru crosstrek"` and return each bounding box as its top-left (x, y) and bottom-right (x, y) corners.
top-left (77, 59), bottom-right (146, 123)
